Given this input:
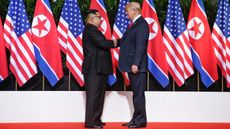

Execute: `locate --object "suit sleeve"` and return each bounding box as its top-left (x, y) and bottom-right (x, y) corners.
top-left (133, 22), bottom-right (149, 66)
top-left (88, 27), bottom-right (115, 49)
top-left (116, 39), bottom-right (121, 47)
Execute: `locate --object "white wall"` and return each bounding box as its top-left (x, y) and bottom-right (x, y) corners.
top-left (0, 91), bottom-right (230, 123)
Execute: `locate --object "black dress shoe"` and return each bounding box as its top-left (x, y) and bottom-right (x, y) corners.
top-left (128, 123), bottom-right (146, 128)
top-left (85, 125), bottom-right (103, 128)
top-left (122, 121), bottom-right (134, 126)
top-left (100, 122), bottom-right (106, 126)
top-left (96, 120), bottom-right (106, 126)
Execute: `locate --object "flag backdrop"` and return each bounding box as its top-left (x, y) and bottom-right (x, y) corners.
top-left (142, 0), bottom-right (169, 87)
top-left (0, 18), bottom-right (8, 83)
top-left (32, 0), bottom-right (63, 86)
top-left (212, 0), bottom-right (230, 88)
top-left (4, 0), bottom-right (37, 86)
top-left (187, 0), bottom-right (218, 87)
top-left (1, 0), bottom-right (229, 88)
top-left (112, 0), bottom-right (130, 86)
top-left (57, 0), bottom-right (85, 86)
top-left (90, 0), bottom-right (116, 86)
top-left (163, 0), bottom-right (194, 86)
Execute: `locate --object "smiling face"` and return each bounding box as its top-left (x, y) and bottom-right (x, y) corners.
top-left (125, 7), bottom-right (135, 20)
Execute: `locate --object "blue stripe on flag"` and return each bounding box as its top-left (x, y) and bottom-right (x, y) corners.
top-left (108, 74), bottom-right (116, 86)
top-left (191, 49), bottom-right (214, 87)
top-left (34, 46), bottom-right (59, 86)
top-left (197, 0), bottom-right (205, 12)
top-left (43, 0), bottom-right (51, 10)
top-left (98, 0), bottom-right (106, 8)
top-left (148, 57), bottom-right (169, 87)
top-left (148, 0), bottom-right (155, 8)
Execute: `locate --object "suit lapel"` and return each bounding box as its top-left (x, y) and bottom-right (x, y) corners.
top-left (121, 17), bottom-right (143, 40)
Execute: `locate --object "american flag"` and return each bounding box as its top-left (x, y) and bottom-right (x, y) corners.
top-left (163, 0), bottom-right (194, 86)
top-left (32, 0), bottom-right (63, 86)
top-left (142, 0), bottom-right (169, 87)
top-left (4, 0), bottom-right (37, 86)
top-left (90, 0), bottom-right (115, 86)
top-left (57, 0), bottom-right (84, 86)
top-left (212, 0), bottom-right (230, 88)
top-left (0, 18), bottom-right (8, 83)
top-left (187, 0), bottom-right (218, 87)
top-left (112, 0), bottom-right (130, 86)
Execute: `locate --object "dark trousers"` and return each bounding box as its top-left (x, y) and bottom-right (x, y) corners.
top-left (129, 72), bottom-right (147, 125)
top-left (84, 73), bottom-right (107, 126)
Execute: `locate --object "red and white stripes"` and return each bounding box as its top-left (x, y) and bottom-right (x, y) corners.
top-left (57, 17), bottom-right (84, 86)
top-left (163, 27), bottom-right (193, 86)
top-left (212, 23), bottom-right (230, 87)
top-left (4, 15), bottom-right (37, 86)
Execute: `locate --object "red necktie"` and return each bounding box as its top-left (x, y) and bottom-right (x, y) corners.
top-left (128, 22), bottom-right (133, 28)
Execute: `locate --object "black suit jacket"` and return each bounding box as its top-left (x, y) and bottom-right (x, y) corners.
top-left (118, 16), bottom-right (149, 72)
top-left (82, 24), bottom-right (115, 74)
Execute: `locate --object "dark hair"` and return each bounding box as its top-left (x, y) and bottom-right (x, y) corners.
top-left (86, 9), bottom-right (99, 16)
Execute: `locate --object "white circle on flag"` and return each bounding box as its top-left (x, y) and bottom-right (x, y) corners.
top-left (32, 14), bottom-right (51, 38)
top-left (187, 17), bottom-right (204, 40)
top-left (145, 17), bottom-right (158, 40)
top-left (100, 17), bottom-right (107, 34)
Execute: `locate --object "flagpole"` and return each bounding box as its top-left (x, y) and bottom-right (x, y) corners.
top-left (221, 75), bottom-right (224, 92)
top-left (147, 72), bottom-right (150, 91)
top-left (173, 80), bottom-right (175, 91)
top-left (197, 73), bottom-right (200, 92)
top-left (15, 80), bottom-right (17, 91)
top-left (42, 75), bottom-right (45, 91)
top-left (124, 83), bottom-right (126, 91)
top-left (68, 71), bottom-right (71, 91)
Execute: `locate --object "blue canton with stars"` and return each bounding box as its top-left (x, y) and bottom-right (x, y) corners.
top-left (114, 0), bottom-right (130, 35)
top-left (215, 0), bottom-right (230, 38)
top-left (7, 0), bottom-right (30, 37)
top-left (165, 0), bottom-right (186, 38)
top-left (61, 0), bottom-right (84, 37)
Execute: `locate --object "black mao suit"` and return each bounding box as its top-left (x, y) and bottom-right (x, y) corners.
top-left (118, 16), bottom-right (149, 125)
top-left (82, 23), bottom-right (115, 127)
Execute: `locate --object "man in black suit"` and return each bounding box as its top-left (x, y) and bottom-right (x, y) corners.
top-left (118, 2), bottom-right (149, 128)
top-left (82, 10), bottom-right (117, 128)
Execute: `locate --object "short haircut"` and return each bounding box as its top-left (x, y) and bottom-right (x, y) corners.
top-left (86, 9), bottom-right (99, 16)
top-left (126, 2), bottom-right (141, 13)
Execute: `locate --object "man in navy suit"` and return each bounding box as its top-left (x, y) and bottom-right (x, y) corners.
top-left (118, 2), bottom-right (149, 128)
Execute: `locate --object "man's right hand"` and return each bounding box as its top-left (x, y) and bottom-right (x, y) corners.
top-left (113, 39), bottom-right (117, 47)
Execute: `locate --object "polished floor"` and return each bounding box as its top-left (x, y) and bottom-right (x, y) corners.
top-left (0, 122), bottom-right (229, 129)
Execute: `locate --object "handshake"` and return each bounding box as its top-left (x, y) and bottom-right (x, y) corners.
top-left (113, 39), bottom-right (118, 47)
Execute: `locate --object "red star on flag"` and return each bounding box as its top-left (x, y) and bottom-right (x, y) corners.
top-left (149, 21), bottom-right (156, 34)
top-left (190, 20), bottom-right (202, 37)
top-left (33, 18), bottom-right (48, 36)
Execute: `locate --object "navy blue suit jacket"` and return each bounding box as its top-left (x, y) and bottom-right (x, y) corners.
top-left (118, 16), bottom-right (149, 72)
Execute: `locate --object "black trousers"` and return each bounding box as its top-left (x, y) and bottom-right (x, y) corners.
top-left (84, 73), bottom-right (107, 126)
top-left (129, 72), bottom-right (147, 125)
